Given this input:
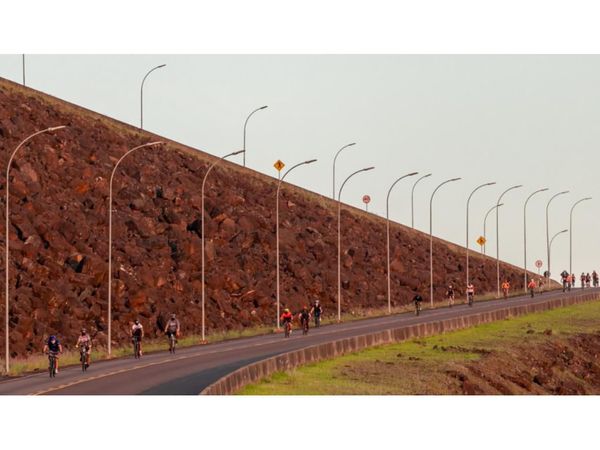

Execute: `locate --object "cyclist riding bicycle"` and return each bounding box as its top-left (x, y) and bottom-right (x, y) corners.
top-left (298, 306), bottom-right (311, 334)
top-left (413, 293), bottom-right (423, 315)
top-left (164, 313), bottom-right (180, 338)
top-left (446, 284), bottom-right (455, 307)
top-left (527, 279), bottom-right (537, 298)
top-left (43, 335), bottom-right (63, 373)
top-left (280, 308), bottom-right (293, 334)
top-left (593, 271), bottom-right (599, 288)
top-left (131, 319), bottom-right (144, 356)
top-left (501, 280), bottom-right (510, 299)
top-left (466, 283), bottom-right (475, 305)
top-left (310, 300), bottom-right (323, 328)
top-left (75, 328), bottom-right (92, 368)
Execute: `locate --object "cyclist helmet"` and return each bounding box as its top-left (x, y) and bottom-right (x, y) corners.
top-left (171, 313), bottom-right (176, 319)
top-left (49, 335), bottom-right (56, 341)
top-left (284, 308), bottom-right (290, 313)
top-left (134, 318), bottom-right (140, 324)
top-left (81, 328), bottom-right (87, 334)
top-left (315, 299), bottom-right (320, 304)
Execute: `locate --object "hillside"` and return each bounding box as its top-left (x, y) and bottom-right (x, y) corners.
top-left (0, 77), bottom-right (542, 357)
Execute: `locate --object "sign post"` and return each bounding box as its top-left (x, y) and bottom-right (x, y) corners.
top-left (535, 259), bottom-right (543, 277)
top-left (273, 159), bottom-right (285, 180)
top-left (476, 236), bottom-right (486, 254)
top-left (362, 194), bottom-right (371, 212)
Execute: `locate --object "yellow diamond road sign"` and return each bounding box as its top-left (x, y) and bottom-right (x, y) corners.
top-left (477, 236), bottom-right (486, 246)
top-left (274, 160), bottom-right (285, 172)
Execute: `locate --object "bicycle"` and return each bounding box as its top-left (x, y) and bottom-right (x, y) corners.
top-left (47, 351), bottom-right (58, 378)
top-left (79, 347), bottom-right (89, 372)
top-left (467, 292), bottom-right (474, 307)
top-left (414, 301), bottom-right (422, 316)
top-left (283, 321), bottom-right (292, 338)
top-left (301, 319), bottom-right (309, 335)
top-left (314, 315), bottom-right (321, 328)
top-left (167, 332), bottom-right (177, 354)
top-left (132, 335), bottom-right (141, 358)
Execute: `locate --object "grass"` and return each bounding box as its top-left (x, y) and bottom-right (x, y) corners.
top-left (0, 285), bottom-right (564, 377)
top-left (239, 297), bottom-right (600, 395)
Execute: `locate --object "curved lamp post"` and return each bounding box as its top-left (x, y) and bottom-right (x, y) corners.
top-left (276, 159), bottom-right (317, 328)
top-left (386, 172), bottom-right (418, 314)
top-left (338, 166), bottom-right (375, 321)
top-left (495, 185), bottom-right (523, 297)
top-left (483, 203), bottom-right (503, 255)
top-left (549, 229), bottom-right (568, 278)
top-left (332, 143), bottom-right (356, 199)
top-left (140, 64), bottom-right (166, 130)
top-left (201, 150), bottom-right (246, 342)
top-left (429, 177), bottom-right (461, 307)
top-left (523, 188), bottom-right (549, 292)
top-left (569, 197), bottom-right (592, 275)
top-left (5, 126), bottom-right (67, 373)
top-left (108, 141), bottom-right (164, 356)
top-left (465, 182), bottom-right (496, 295)
top-left (242, 105), bottom-right (268, 167)
top-left (411, 173), bottom-right (432, 228)
top-left (545, 190), bottom-right (569, 282)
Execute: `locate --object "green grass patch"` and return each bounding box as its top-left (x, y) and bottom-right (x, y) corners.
top-left (240, 298), bottom-right (600, 395)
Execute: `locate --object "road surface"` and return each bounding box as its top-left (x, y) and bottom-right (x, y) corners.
top-left (0, 287), bottom-right (596, 395)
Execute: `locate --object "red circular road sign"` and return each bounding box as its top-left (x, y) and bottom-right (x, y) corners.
top-left (535, 260), bottom-right (543, 268)
top-left (362, 195), bottom-right (371, 204)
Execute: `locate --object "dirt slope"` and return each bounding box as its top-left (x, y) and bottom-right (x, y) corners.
top-left (0, 77), bottom-right (542, 356)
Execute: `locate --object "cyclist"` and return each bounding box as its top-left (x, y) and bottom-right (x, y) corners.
top-left (131, 319), bottom-right (144, 356)
top-left (310, 300), bottom-right (323, 328)
top-left (43, 335), bottom-right (63, 373)
top-left (280, 308), bottom-right (293, 335)
top-left (561, 270), bottom-right (569, 292)
top-left (501, 280), bottom-right (510, 299)
top-left (581, 272), bottom-right (586, 289)
top-left (466, 283), bottom-right (475, 305)
top-left (586, 273), bottom-right (591, 288)
top-left (527, 279), bottom-right (537, 298)
top-left (298, 306), bottom-right (311, 334)
top-left (593, 271), bottom-right (599, 288)
top-left (75, 328), bottom-right (92, 369)
top-left (164, 313), bottom-right (180, 337)
top-left (413, 293), bottom-right (423, 315)
top-left (446, 284), bottom-right (455, 307)
top-left (566, 273), bottom-right (573, 291)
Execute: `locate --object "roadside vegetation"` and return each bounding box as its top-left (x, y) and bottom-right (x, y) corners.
top-left (240, 297), bottom-right (600, 395)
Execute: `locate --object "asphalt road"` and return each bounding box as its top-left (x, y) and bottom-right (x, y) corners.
top-left (0, 287), bottom-right (596, 395)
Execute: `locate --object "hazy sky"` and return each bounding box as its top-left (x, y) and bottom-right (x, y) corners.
top-left (0, 54), bottom-right (597, 279)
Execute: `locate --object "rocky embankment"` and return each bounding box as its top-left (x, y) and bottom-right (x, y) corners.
top-left (0, 78), bottom-right (540, 357)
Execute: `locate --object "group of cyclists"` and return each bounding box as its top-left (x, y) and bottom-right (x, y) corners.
top-left (43, 313), bottom-right (181, 376)
top-left (279, 300), bottom-right (323, 337)
top-left (560, 270), bottom-right (599, 291)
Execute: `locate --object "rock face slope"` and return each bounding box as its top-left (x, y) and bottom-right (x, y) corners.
top-left (0, 78), bottom-right (539, 357)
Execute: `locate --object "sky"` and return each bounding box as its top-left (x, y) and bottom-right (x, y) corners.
top-left (0, 54), bottom-right (598, 280)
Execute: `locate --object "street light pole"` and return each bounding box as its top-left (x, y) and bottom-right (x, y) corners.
top-left (22, 54), bottom-right (25, 86)
top-left (466, 182), bottom-right (496, 295)
top-left (549, 229), bottom-right (568, 277)
top-left (569, 197), bottom-right (592, 275)
top-left (5, 126), bottom-right (67, 373)
top-left (523, 188), bottom-right (549, 292)
top-left (386, 172), bottom-right (418, 314)
top-left (338, 166), bottom-right (375, 321)
top-left (242, 105), bottom-right (268, 167)
top-left (429, 177), bottom-right (461, 307)
top-left (140, 64), bottom-right (166, 130)
top-left (201, 150), bottom-right (246, 342)
top-left (108, 141), bottom-right (164, 356)
top-left (496, 185), bottom-right (523, 297)
top-left (276, 159), bottom-right (317, 328)
top-left (332, 143), bottom-right (356, 199)
top-left (411, 173), bottom-right (432, 228)
top-left (545, 191), bottom-right (569, 283)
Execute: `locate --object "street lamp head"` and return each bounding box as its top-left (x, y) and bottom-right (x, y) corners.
top-left (231, 150), bottom-right (245, 156)
top-left (48, 125), bottom-right (67, 132)
top-left (259, 105), bottom-right (268, 110)
top-left (147, 141), bottom-right (164, 147)
top-left (559, 190), bottom-right (570, 195)
top-left (539, 188), bottom-right (549, 192)
top-left (363, 166), bottom-right (375, 172)
top-left (450, 177), bottom-right (461, 182)
top-left (560, 229), bottom-right (568, 234)
top-left (408, 172), bottom-right (419, 176)
top-left (157, 64), bottom-right (167, 69)
top-left (486, 181), bottom-right (497, 186)
top-left (423, 173), bottom-right (432, 178)
top-left (348, 142), bottom-right (356, 147)
top-left (513, 184), bottom-right (523, 189)
top-left (304, 159), bottom-right (317, 165)
top-left (497, 203), bottom-right (504, 208)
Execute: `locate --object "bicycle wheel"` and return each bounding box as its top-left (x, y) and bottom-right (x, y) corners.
top-left (81, 352), bottom-right (86, 372)
top-left (49, 356), bottom-right (55, 378)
